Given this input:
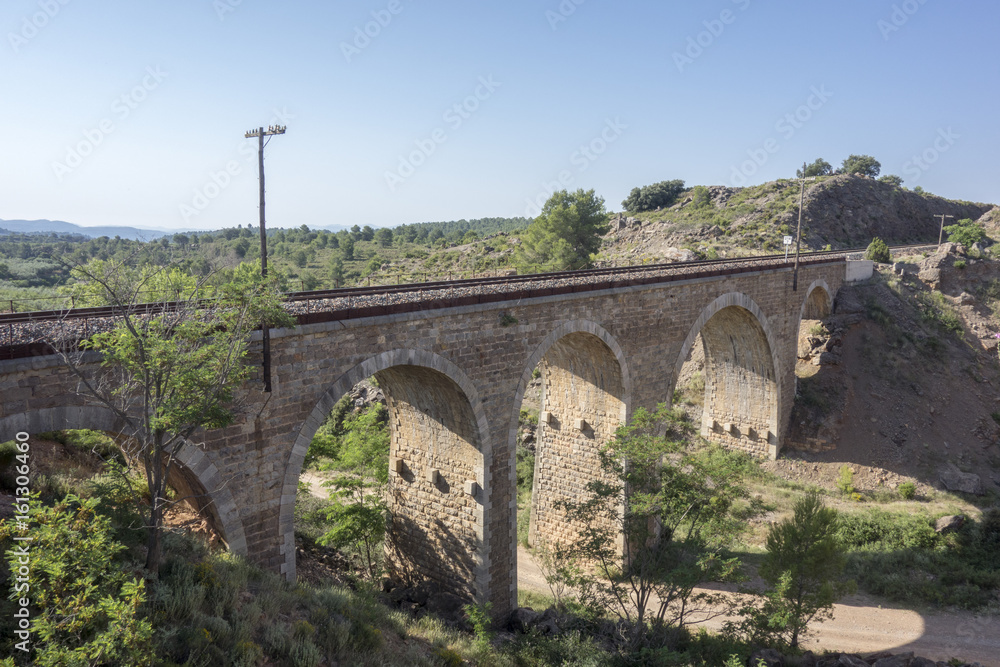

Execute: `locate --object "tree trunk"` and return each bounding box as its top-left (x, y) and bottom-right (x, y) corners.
top-left (145, 496), bottom-right (162, 574)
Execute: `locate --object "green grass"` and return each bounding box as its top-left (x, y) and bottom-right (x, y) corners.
top-left (838, 507), bottom-right (1000, 609)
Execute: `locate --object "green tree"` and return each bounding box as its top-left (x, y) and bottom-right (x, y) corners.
top-left (233, 238), bottom-right (251, 258)
top-left (797, 158), bottom-right (832, 178)
top-left (840, 154), bottom-right (881, 178)
top-left (690, 185), bottom-right (713, 209)
top-left (318, 404), bottom-right (390, 578)
top-left (878, 174), bottom-right (903, 187)
top-left (51, 253), bottom-right (293, 574)
top-left (63, 261), bottom-right (199, 307)
top-left (621, 179), bottom-right (686, 212)
top-left (864, 237), bottom-right (891, 263)
top-left (329, 256), bottom-right (345, 285)
top-left (293, 249), bottom-right (308, 268)
top-left (340, 235), bottom-right (356, 261)
top-left (740, 492), bottom-right (852, 648)
top-left (944, 218), bottom-right (988, 247)
top-left (517, 189), bottom-right (608, 272)
top-left (553, 405), bottom-right (751, 647)
top-left (361, 225), bottom-right (375, 242)
top-left (374, 227), bottom-right (394, 248)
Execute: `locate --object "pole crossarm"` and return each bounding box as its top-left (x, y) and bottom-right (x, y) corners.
top-left (936, 214), bottom-right (955, 245)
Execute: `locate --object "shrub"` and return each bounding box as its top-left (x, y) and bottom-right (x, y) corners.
top-left (464, 602), bottom-right (493, 656)
top-left (954, 260), bottom-right (967, 269)
top-left (944, 218), bottom-right (987, 247)
top-left (622, 179), bottom-right (686, 212)
top-left (864, 237), bottom-right (891, 263)
top-left (0, 495), bottom-right (154, 665)
top-left (836, 509), bottom-right (939, 551)
top-left (836, 466), bottom-right (854, 495)
top-left (737, 493), bottom-right (852, 649)
top-left (808, 323), bottom-right (828, 337)
top-left (898, 481), bottom-right (916, 499)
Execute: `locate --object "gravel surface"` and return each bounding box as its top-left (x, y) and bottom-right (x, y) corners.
top-left (0, 245), bottom-right (939, 354)
top-left (1, 256), bottom-right (815, 351)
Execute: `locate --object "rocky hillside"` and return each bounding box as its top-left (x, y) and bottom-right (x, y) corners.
top-left (782, 244), bottom-right (1000, 498)
top-left (598, 175), bottom-right (995, 264)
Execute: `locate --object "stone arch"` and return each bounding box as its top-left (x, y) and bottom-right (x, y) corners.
top-left (800, 279), bottom-right (833, 321)
top-left (0, 406), bottom-right (247, 554)
top-left (509, 321), bottom-right (630, 605)
top-left (672, 293), bottom-right (782, 458)
top-left (283, 349), bottom-right (491, 603)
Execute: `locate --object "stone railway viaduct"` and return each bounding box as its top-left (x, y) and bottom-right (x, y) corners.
top-left (0, 257), bottom-right (870, 617)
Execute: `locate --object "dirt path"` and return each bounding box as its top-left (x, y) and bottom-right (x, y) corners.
top-left (516, 546), bottom-right (1000, 664)
top-left (301, 468), bottom-right (1000, 663)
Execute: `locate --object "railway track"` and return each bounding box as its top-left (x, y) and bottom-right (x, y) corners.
top-left (0, 242), bottom-right (934, 327)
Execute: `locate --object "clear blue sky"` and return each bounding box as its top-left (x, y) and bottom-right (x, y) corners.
top-left (2, 0), bottom-right (997, 231)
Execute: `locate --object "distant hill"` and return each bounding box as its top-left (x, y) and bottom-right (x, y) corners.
top-left (0, 219), bottom-right (169, 241)
top-left (601, 176), bottom-right (996, 262)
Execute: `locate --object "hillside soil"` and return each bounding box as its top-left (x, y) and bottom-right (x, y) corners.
top-left (782, 245), bottom-right (1000, 501)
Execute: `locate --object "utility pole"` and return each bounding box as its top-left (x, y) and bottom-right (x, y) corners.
top-left (936, 214), bottom-right (954, 245)
top-left (792, 164), bottom-right (816, 292)
top-left (244, 124), bottom-right (287, 392)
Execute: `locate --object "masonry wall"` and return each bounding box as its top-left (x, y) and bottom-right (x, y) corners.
top-left (700, 305), bottom-right (778, 457)
top-left (528, 332), bottom-right (625, 552)
top-left (0, 261), bottom-right (847, 620)
top-left (381, 365), bottom-right (483, 601)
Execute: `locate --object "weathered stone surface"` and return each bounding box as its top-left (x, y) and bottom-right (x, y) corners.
top-left (940, 463), bottom-right (985, 495)
top-left (873, 652), bottom-right (913, 667)
top-left (0, 260), bottom-right (848, 619)
top-left (508, 607), bottom-right (540, 633)
top-left (837, 655), bottom-right (869, 667)
top-left (934, 514), bottom-right (965, 533)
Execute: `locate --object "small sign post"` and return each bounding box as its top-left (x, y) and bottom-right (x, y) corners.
top-left (783, 235), bottom-right (793, 261)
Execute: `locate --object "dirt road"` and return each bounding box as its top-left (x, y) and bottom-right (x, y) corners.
top-left (516, 546), bottom-right (1000, 664)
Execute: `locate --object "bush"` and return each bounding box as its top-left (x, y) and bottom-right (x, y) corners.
top-left (0, 495), bottom-right (154, 665)
top-left (897, 481), bottom-right (916, 500)
top-left (836, 509), bottom-right (939, 550)
top-left (622, 179), bottom-right (686, 212)
top-left (944, 218), bottom-right (987, 247)
top-left (836, 465), bottom-right (854, 495)
top-left (864, 237), bottom-right (891, 264)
